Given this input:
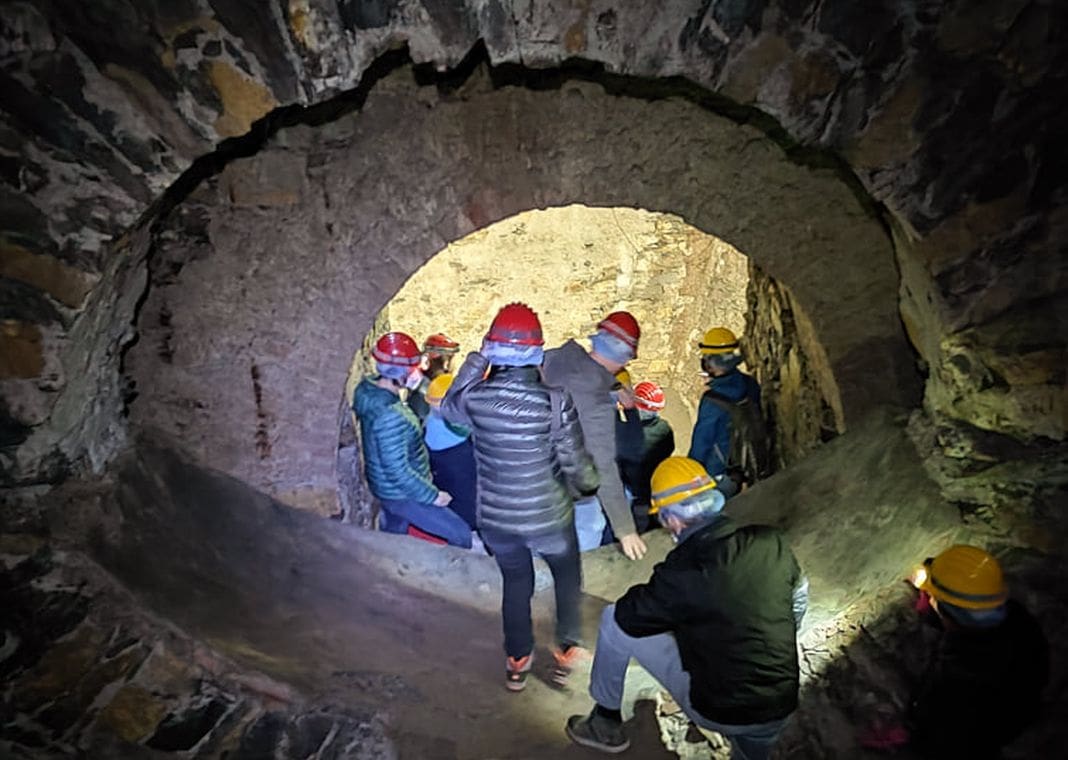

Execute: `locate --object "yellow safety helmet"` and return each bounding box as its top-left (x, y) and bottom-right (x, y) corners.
top-left (614, 369), bottom-right (632, 387)
top-left (649, 457), bottom-right (718, 514)
top-left (698, 327), bottom-right (740, 355)
top-left (918, 545), bottom-right (1008, 611)
top-left (426, 373), bottom-right (454, 407)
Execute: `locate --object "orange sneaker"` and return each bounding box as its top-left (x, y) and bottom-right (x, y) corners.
top-left (551, 644), bottom-right (589, 688)
top-left (506, 654), bottom-right (533, 692)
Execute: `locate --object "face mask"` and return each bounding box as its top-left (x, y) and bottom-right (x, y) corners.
top-left (405, 369), bottom-right (424, 391)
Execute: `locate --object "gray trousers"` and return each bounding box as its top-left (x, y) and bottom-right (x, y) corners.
top-left (589, 604), bottom-right (789, 760)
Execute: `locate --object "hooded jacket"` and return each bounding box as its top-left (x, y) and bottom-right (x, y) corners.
top-left (353, 377), bottom-right (438, 504)
top-left (689, 369), bottom-right (761, 477)
top-left (441, 352), bottom-right (599, 536)
top-left (614, 515), bottom-right (802, 725)
top-left (542, 339), bottom-right (636, 538)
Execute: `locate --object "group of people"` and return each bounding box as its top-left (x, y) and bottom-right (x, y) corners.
top-left (352, 303), bottom-right (1048, 758)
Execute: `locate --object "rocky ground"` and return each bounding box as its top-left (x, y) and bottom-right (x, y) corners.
top-left (3, 410), bottom-right (1064, 758)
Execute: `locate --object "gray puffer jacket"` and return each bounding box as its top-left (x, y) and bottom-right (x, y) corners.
top-left (441, 352), bottom-right (599, 537)
top-left (543, 339), bottom-right (636, 538)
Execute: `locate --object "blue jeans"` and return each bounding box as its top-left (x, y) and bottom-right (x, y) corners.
top-left (481, 525), bottom-right (582, 659)
top-left (589, 605), bottom-right (789, 760)
top-left (378, 498), bottom-right (472, 549)
top-left (574, 496), bottom-right (607, 551)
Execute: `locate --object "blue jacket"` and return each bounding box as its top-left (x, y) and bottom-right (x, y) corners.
top-left (353, 377), bottom-right (438, 504)
top-left (688, 370), bottom-right (760, 477)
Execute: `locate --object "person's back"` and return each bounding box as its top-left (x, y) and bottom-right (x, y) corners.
top-left (543, 313), bottom-right (647, 561)
top-left (441, 303), bottom-right (599, 691)
top-left (617, 515), bottom-right (801, 724)
top-left (567, 456), bottom-right (804, 760)
top-left (457, 362), bottom-right (596, 535)
top-left (910, 599), bottom-right (1048, 757)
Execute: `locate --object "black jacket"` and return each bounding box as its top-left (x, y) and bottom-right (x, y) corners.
top-left (910, 599), bottom-right (1048, 758)
top-left (441, 352), bottom-right (599, 536)
top-left (618, 415), bottom-right (675, 506)
top-left (614, 516), bottom-right (801, 725)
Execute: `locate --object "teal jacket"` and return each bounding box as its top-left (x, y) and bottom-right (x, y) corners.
top-left (353, 377), bottom-right (438, 504)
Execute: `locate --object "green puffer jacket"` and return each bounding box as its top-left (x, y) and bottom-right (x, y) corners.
top-left (353, 377), bottom-right (438, 504)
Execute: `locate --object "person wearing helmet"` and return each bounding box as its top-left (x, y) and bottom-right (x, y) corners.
top-left (441, 303), bottom-right (600, 691)
top-left (409, 333), bottom-right (461, 422)
top-left (861, 545), bottom-right (1048, 758)
top-left (352, 332), bottom-right (472, 548)
top-left (688, 326), bottom-right (766, 495)
top-left (543, 311), bottom-right (648, 561)
top-left (423, 374), bottom-right (477, 532)
top-left (616, 381), bottom-right (675, 533)
top-left (567, 457), bottom-right (807, 757)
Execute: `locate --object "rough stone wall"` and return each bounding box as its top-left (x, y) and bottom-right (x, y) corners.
top-left (1, 541), bottom-right (394, 758)
top-left (745, 262), bottom-right (841, 466)
top-left (1, 0), bottom-right (1064, 525)
top-left (123, 67), bottom-right (904, 513)
top-left (378, 205), bottom-right (748, 437)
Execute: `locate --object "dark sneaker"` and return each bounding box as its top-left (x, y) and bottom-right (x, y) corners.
top-left (505, 654), bottom-right (533, 692)
top-left (550, 644), bottom-right (589, 688)
top-left (566, 710), bottom-right (630, 754)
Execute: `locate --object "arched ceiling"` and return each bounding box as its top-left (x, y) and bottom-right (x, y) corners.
top-left (1, 1), bottom-right (1065, 488)
top-left (124, 67), bottom-right (908, 510)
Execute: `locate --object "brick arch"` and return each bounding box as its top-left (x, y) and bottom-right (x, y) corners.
top-left (126, 64), bottom-right (913, 513)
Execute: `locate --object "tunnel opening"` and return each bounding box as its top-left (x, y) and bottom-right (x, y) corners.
top-left (123, 58), bottom-right (916, 522)
top-left (337, 204), bottom-right (754, 529)
top-left (3, 3), bottom-right (1066, 756)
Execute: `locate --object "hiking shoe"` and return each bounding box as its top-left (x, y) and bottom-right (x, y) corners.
top-left (566, 709), bottom-right (630, 754)
top-left (505, 654), bottom-right (533, 692)
top-left (550, 644), bottom-right (589, 688)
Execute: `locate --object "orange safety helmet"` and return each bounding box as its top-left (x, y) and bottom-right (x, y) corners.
top-left (634, 381), bottom-right (666, 412)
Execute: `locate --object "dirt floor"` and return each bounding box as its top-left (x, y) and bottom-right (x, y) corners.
top-left (11, 407), bottom-right (1060, 759)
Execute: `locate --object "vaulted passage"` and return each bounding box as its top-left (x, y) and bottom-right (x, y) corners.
top-left (123, 65), bottom-right (915, 518)
top-left (2, 3), bottom-right (1066, 759)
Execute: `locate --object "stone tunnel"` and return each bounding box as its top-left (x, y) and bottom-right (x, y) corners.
top-left (2, 2), bottom-right (1066, 759)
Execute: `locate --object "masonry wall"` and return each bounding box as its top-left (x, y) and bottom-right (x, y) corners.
top-left (124, 67), bottom-right (906, 514)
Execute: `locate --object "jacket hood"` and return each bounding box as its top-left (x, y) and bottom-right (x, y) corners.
top-left (545, 339), bottom-right (615, 394)
top-left (353, 376), bottom-right (399, 419)
top-left (706, 369), bottom-right (748, 402)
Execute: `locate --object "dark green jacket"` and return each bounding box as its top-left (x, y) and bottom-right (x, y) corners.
top-left (353, 377), bottom-right (438, 504)
top-left (614, 516), bottom-right (801, 725)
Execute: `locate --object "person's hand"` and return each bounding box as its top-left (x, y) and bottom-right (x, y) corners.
top-left (433, 491), bottom-right (453, 507)
top-left (616, 386), bottom-right (637, 409)
top-left (618, 533), bottom-right (647, 560)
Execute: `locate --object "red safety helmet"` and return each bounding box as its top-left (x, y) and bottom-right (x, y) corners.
top-left (372, 332), bottom-right (421, 366)
top-left (485, 302), bottom-right (544, 346)
top-left (633, 381), bottom-right (665, 412)
top-left (598, 311), bottom-right (640, 354)
top-left (423, 333), bottom-right (460, 356)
